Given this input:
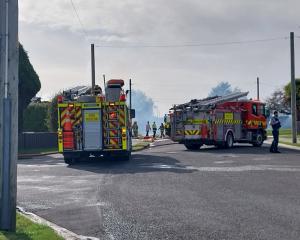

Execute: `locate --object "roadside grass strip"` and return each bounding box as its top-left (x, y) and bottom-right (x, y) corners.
top-left (279, 140), bottom-right (300, 147)
top-left (19, 147), bottom-right (57, 155)
top-left (132, 142), bottom-right (150, 151)
top-left (0, 213), bottom-right (63, 240)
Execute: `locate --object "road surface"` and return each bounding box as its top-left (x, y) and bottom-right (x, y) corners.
top-left (17, 143), bottom-right (300, 240)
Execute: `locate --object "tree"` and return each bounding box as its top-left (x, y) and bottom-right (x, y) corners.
top-left (208, 82), bottom-right (241, 97)
top-left (284, 79), bottom-right (300, 120)
top-left (47, 94), bottom-right (60, 132)
top-left (23, 102), bottom-right (49, 132)
top-left (265, 89), bottom-right (290, 114)
top-left (19, 44), bottom-right (41, 132)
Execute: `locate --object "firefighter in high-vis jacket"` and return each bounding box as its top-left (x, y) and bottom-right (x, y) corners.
top-left (159, 123), bottom-right (165, 138)
top-left (132, 121), bottom-right (138, 138)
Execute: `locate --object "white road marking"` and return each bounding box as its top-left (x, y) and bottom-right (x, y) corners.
top-left (144, 163), bottom-right (300, 172)
top-left (214, 160), bottom-right (235, 164)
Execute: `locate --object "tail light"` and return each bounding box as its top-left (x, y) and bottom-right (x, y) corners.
top-left (120, 94), bottom-right (126, 101)
top-left (57, 95), bottom-right (63, 103)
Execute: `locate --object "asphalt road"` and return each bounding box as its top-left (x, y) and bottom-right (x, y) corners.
top-left (17, 143), bottom-right (300, 240)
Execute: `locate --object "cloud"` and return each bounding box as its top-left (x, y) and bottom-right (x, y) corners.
top-left (19, 0), bottom-right (300, 114)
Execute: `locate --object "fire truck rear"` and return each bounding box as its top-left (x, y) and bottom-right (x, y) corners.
top-left (170, 92), bottom-right (269, 150)
top-left (57, 79), bottom-right (134, 164)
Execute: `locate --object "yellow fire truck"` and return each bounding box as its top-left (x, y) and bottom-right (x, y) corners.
top-left (57, 79), bottom-right (134, 164)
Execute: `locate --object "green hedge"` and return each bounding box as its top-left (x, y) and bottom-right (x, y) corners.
top-left (23, 102), bottom-right (50, 132)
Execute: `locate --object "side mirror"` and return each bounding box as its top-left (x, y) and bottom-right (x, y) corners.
top-left (130, 109), bottom-right (136, 119)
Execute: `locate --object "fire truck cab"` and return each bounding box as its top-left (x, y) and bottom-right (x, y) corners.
top-left (57, 79), bottom-right (134, 164)
top-left (170, 92), bottom-right (268, 150)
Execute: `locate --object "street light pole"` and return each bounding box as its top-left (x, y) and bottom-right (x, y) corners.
top-left (0, 0), bottom-right (19, 231)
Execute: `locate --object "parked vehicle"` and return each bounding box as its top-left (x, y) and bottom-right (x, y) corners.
top-left (169, 92), bottom-right (269, 150)
top-left (57, 79), bottom-right (135, 164)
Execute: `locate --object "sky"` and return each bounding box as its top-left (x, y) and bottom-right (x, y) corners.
top-left (19, 0), bottom-right (300, 115)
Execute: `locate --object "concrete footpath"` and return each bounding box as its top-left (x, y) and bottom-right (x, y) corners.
top-left (265, 137), bottom-right (300, 151)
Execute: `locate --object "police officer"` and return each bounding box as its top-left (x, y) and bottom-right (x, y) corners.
top-left (270, 111), bottom-right (281, 153)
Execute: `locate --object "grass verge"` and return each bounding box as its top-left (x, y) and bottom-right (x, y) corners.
top-left (132, 142), bottom-right (150, 151)
top-left (279, 140), bottom-right (300, 147)
top-left (267, 128), bottom-right (294, 136)
top-left (0, 213), bottom-right (63, 240)
top-left (18, 147), bottom-right (57, 155)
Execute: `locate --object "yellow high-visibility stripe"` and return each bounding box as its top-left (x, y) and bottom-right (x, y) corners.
top-left (58, 129), bottom-right (63, 152)
top-left (185, 119), bottom-right (208, 124)
top-left (122, 127), bottom-right (127, 150)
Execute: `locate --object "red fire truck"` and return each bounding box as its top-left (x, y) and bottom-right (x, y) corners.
top-left (169, 92), bottom-right (269, 150)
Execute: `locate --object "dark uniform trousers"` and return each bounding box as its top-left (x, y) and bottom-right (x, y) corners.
top-left (271, 130), bottom-right (279, 152)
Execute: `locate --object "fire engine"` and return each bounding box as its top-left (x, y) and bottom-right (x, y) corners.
top-left (57, 79), bottom-right (134, 164)
top-left (169, 92), bottom-right (269, 149)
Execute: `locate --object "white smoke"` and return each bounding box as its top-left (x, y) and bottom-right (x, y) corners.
top-left (131, 90), bottom-right (163, 134)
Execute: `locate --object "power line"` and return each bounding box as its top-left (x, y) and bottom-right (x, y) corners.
top-left (69, 0), bottom-right (88, 38)
top-left (95, 37), bottom-right (288, 48)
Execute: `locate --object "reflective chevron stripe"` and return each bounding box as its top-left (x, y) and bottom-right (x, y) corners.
top-left (176, 130), bottom-right (183, 135)
top-left (184, 130), bottom-right (201, 135)
top-left (119, 108), bottom-right (126, 126)
top-left (73, 106), bottom-right (82, 126)
top-left (214, 119), bottom-right (242, 124)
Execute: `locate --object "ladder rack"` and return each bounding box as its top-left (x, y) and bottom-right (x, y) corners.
top-left (173, 92), bottom-right (249, 111)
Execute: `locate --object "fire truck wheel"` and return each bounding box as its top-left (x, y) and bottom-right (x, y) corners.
top-left (64, 157), bottom-right (76, 165)
top-left (253, 131), bottom-right (264, 147)
top-left (184, 144), bottom-right (202, 150)
top-left (225, 132), bottom-right (234, 148)
top-left (122, 152), bottom-right (132, 161)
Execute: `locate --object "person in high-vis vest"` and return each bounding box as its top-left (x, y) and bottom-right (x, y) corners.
top-left (145, 121), bottom-right (151, 137)
top-left (132, 121), bottom-right (138, 138)
top-left (269, 111), bottom-right (281, 153)
top-left (159, 123), bottom-right (165, 138)
top-left (152, 122), bottom-right (157, 138)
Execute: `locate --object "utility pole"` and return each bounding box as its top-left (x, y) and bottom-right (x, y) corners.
top-left (91, 43), bottom-right (95, 94)
top-left (129, 79), bottom-right (132, 118)
top-left (103, 74), bottom-right (106, 88)
top-left (290, 32), bottom-right (297, 143)
top-left (0, 0), bottom-right (19, 231)
top-left (256, 77), bottom-right (260, 100)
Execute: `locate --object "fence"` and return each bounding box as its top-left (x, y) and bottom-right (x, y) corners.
top-left (19, 132), bottom-right (57, 149)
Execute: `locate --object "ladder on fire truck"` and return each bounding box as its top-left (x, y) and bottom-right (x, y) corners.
top-left (63, 86), bottom-right (91, 100)
top-left (182, 92), bottom-right (249, 110)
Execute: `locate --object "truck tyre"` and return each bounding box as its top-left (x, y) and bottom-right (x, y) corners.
top-left (225, 132), bottom-right (234, 148)
top-left (63, 154), bottom-right (77, 165)
top-left (64, 157), bottom-right (76, 165)
top-left (121, 152), bottom-right (132, 161)
top-left (184, 144), bottom-right (202, 150)
top-left (253, 131), bottom-right (264, 147)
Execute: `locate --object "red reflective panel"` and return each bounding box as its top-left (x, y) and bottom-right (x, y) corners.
top-left (109, 112), bottom-right (117, 119)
